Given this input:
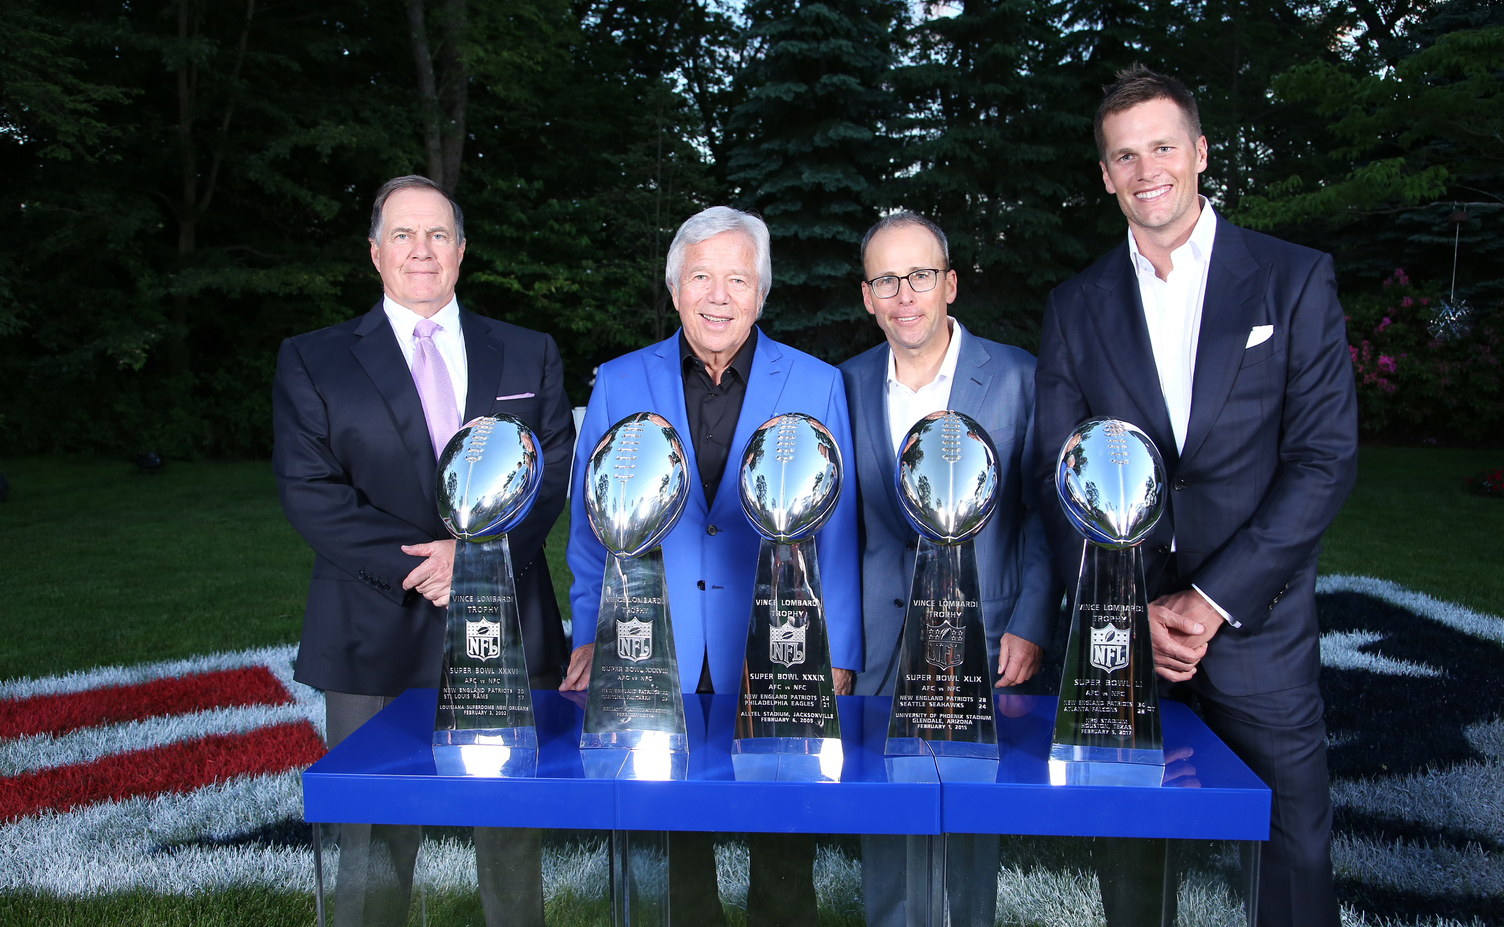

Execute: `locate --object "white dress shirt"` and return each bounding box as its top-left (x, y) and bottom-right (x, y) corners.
top-left (1127, 199), bottom-right (1236, 625)
top-left (383, 295), bottom-right (469, 416)
top-left (1128, 196), bottom-right (1217, 455)
top-left (885, 318), bottom-right (964, 455)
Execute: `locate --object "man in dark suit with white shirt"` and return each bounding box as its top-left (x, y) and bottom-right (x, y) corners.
top-left (840, 213), bottom-right (1062, 927)
top-left (1034, 66), bottom-right (1358, 926)
top-left (273, 175), bottom-right (574, 927)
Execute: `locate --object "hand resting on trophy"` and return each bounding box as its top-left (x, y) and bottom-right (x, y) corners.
top-left (401, 538), bottom-right (457, 607)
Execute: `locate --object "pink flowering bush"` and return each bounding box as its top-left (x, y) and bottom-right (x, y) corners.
top-left (1466, 467), bottom-right (1504, 498)
top-left (1343, 269), bottom-right (1502, 443)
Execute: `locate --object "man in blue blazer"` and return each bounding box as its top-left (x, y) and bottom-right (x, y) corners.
top-left (274, 176), bottom-right (574, 927)
top-left (1035, 67), bottom-right (1357, 926)
top-left (840, 212), bottom-right (1062, 927)
top-left (562, 206), bottom-right (861, 926)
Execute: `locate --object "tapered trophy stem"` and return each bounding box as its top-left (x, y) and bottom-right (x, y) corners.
top-left (733, 538), bottom-right (842, 781)
top-left (580, 548), bottom-right (688, 780)
top-left (433, 535), bottom-right (538, 776)
top-left (1048, 542), bottom-right (1163, 785)
top-left (885, 537), bottom-right (999, 780)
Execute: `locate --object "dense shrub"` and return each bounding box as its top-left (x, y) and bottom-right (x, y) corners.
top-left (1343, 269), bottom-right (1503, 444)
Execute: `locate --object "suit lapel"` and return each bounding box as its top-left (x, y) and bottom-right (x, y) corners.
top-left (644, 334), bottom-right (705, 519)
top-left (947, 322), bottom-right (993, 428)
top-left (459, 307), bottom-right (504, 424)
top-left (1181, 219), bottom-right (1266, 465)
top-left (1084, 247), bottom-right (1177, 457)
top-left (853, 345), bottom-right (901, 515)
top-left (709, 329), bottom-right (789, 522)
top-left (350, 304), bottom-right (438, 497)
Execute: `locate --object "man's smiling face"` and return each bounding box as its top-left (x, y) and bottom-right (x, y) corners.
top-left (861, 222), bottom-right (956, 356)
top-left (1098, 97), bottom-right (1208, 246)
top-left (672, 230), bottom-right (761, 365)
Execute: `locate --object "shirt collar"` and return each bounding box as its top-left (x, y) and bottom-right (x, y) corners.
top-left (383, 295), bottom-right (461, 341)
top-left (680, 327), bottom-right (759, 384)
top-left (1127, 196), bottom-right (1217, 277)
top-left (885, 317), bottom-right (963, 390)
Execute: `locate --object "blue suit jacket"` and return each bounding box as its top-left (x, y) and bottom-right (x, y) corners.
top-left (273, 303), bottom-right (575, 696)
top-left (566, 329), bottom-right (863, 693)
top-left (1035, 216), bottom-right (1358, 696)
top-left (839, 323), bottom-right (1063, 696)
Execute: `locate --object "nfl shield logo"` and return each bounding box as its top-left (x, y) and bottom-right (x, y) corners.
top-left (465, 619), bottom-right (501, 661)
top-left (768, 622), bottom-right (807, 667)
top-left (1090, 623), bottom-right (1131, 673)
top-left (617, 618), bottom-right (653, 663)
top-left (924, 619), bottom-right (966, 669)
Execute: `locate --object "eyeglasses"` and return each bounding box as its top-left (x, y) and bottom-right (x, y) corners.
top-left (865, 268), bottom-right (946, 299)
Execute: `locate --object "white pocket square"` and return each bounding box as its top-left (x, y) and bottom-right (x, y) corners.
top-left (495, 392), bottom-right (535, 401)
top-left (1246, 325), bottom-right (1274, 349)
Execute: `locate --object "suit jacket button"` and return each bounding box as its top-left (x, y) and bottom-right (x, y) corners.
top-left (697, 580), bottom-right (706, 590)
top-left (1154, 544), bottom-right (1170, 555)
top-left (706, 524), bottom-right (718, 536)
top-left (894, 598), bottom-right (904, 608)
top-left (1172, 478), bottom-right (1187, 491)
top-left (905, 539), bottom-right (917, 550)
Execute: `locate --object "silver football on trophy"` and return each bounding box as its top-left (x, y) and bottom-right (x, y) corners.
top-left (738, 412), bottom-right (843, 543)
top-left (436, 414), bottom-right (542, 541)
top-left (1055, 417), bottom-right (1165, 549)
top-left (896, 410), bottom-right (999, 545)
top-left (583, 412), bottom-right (690, 559)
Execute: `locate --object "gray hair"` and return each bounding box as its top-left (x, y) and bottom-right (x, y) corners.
top-left (368, 175), bottom-right (466, 243)
top-left (860, 211), bottom-right (950, 271)
top-left (665, 207), bottom-right (772, 300)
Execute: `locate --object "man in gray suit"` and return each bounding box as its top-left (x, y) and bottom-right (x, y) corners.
top-left (839, 212), bottom-right (1062, 926)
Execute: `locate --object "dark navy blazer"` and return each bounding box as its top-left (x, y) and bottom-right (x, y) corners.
top-left (840, 323), bottom-right (1063, 696)
top-left (273, 303), bottom-right (575, 696)
top-left (1034, 216), bottom-right (1359, 697)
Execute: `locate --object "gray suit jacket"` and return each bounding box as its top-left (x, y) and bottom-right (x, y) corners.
top-left (839, 322), bottom-right (1063, 696)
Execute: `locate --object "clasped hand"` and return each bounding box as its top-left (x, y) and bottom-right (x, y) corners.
top-left (1147, 588), bottom-right (1224, 682)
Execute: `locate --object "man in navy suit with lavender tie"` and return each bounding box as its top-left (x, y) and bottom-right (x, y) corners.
top-left (273, 175), bottom-right (574, 927)
top-left (1034, 67), bottom-right (1358, 925)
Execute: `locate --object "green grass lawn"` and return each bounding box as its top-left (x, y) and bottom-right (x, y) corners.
top-left (1318, 447), bottom-right (1503, 617)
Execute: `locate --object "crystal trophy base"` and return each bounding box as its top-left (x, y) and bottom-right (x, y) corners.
top-left (1050, 541), bottom-right (1164, 786)
top-left (432, 536), bottom-right (536, 778)
top-left (581, 549), bottom-right (688, 780)
top-left (733, 539), bottom-right (842, 782)
top-left (886, 538), bottom-right (999, 781)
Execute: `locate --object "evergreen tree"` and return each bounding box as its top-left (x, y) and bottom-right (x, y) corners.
top-left (725, 0), bottom-right (906, 360)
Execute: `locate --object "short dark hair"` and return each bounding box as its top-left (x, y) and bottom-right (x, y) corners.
top-left (368, 175), bottom-right (465, 243)
top-left (860, 211), bottom-right (950, 272)
top-left (1094, 64), bottom-right (1202, 160)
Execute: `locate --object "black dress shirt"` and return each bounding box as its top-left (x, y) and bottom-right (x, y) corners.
top-left (679, 328), bottom-right (758, 507)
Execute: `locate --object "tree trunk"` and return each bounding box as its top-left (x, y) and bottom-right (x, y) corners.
top-left (407, 0), bottom-right (467, 191)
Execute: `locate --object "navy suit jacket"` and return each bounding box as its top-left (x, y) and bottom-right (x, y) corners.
top-left (840, 323), bottom-right (1063, 696)
top-left (1035, 216), bottom-right (1358, 696)
top-left (566, 329), bottom-right (862, 694)
top-left (273, 303), bottom-right (575, 696)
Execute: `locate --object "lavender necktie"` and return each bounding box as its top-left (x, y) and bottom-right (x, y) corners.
top-left (411, 318), bottom-right (460, 458)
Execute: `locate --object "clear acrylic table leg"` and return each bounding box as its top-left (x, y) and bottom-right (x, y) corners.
top-left (611, 830), bottom-right (669, 926)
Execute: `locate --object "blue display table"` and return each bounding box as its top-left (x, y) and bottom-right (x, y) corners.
top-left (303, 690), bottom-right (1270, 924)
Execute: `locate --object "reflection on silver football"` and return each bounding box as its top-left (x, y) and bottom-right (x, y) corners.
top-left (436, 414), bottom-right (542, 541)
top-left (738, 412), bottom-right (843, 543)
top-left (896, 410), bottom-right (998, 544)
top-left (582, 412), bottom-right (690, 558)
top-left (1055, 417), bottom-right (1165, 549)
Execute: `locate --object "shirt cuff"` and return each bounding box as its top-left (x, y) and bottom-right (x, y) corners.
top-left (1191, 583), bottom-right (1240, 629)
